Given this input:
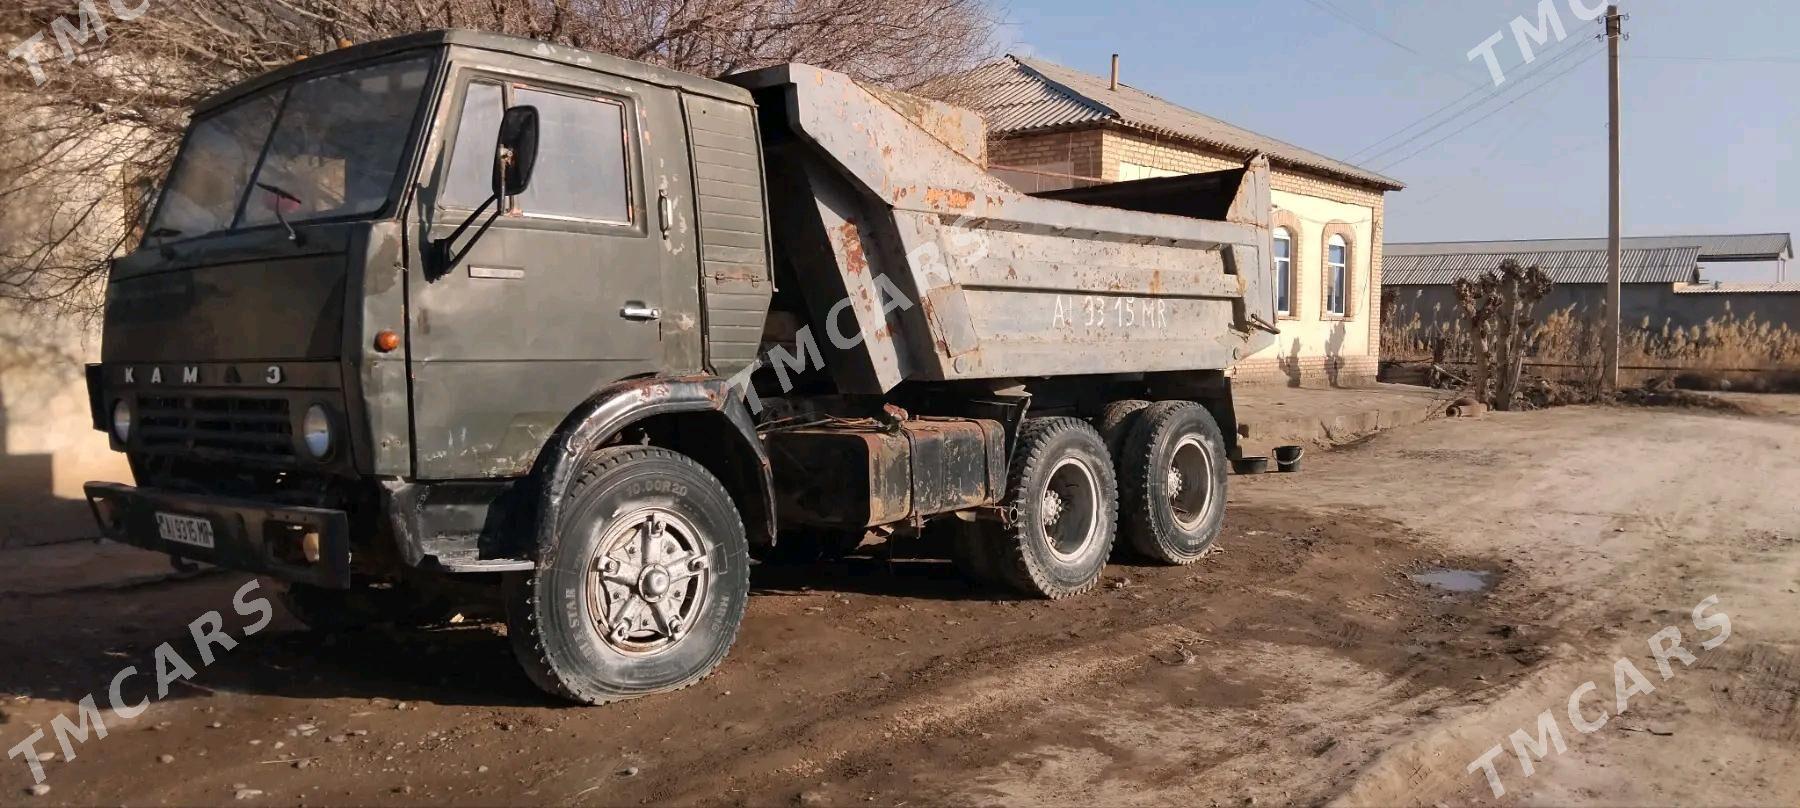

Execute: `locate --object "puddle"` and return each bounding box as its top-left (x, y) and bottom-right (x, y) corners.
top-left (1408, 568), bottom-right (1494, 593)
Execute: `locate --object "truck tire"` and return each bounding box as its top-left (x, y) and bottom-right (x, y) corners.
top-left (1096, 399), bottom-right (1150, 461)
top-left (1119, 401), bottom-right (1228, 565)
top-left (505, 446), bottom-right (750, 705)
top-left (984, 417), bottom-right (1118, 599)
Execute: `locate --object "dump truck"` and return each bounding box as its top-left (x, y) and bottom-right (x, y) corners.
top-left (83, 30), bottom-right (1278, 704)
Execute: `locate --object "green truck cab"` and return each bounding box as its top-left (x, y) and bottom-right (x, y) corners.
top-left (84, 31), bottom-right (1277, 704)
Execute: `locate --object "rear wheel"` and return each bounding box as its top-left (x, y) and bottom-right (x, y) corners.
top-left (1096, 399), bottom-right (1150, 461)
top-left (1119, 401), bottom-right (1228, 565)
top-left (505, 446), bottom-right (749, 705)
top-left (976, 417), bottom-right (1117, 599)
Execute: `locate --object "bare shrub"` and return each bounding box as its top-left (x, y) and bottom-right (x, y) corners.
top-left (1450, 259), bottom-right (1552, 410)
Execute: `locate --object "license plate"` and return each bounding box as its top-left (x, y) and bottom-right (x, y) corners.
top-left (156, 512), bottom-right (216, 549)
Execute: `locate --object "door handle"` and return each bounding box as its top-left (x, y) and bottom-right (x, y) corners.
top-left (620, 302), bottom-right (662, 322)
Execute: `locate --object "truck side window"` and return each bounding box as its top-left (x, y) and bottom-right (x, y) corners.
top-left (441, 82), bottom-right (505, 211)
top-left (513, 87), bottom-right (633, 225)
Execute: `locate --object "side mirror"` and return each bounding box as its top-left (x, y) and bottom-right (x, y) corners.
top-left (431, 105), bottom-right (539, 280)
top-left (494, 105), bottom-right (540, 198)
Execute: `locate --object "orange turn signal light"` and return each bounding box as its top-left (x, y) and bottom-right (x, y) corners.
top-left (374, 330), bottom-right (401, 353)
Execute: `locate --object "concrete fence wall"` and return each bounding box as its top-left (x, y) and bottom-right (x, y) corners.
top-left (0, 305), bottom-right (130, 547)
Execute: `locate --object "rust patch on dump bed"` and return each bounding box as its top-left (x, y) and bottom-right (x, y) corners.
top-left (838, 221), bottom-right (868, 275)
top-left (925, 188), bottom-right (975, 210)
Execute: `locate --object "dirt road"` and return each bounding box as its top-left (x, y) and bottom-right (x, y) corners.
top-left (4, 402), bottom-right (1798, 806)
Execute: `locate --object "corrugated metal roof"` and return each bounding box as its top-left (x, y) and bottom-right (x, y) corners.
top-left (955, 56), bottom-right (1403, 191)
top-left (1385, 247), bottom-right (1702, 286)
top-left (1389, 233), bottom-right (1792, 263)
top-left (1672, 282), bottom-right (1800, 295)
top-left (951, 60), bottom-right (1113, 134)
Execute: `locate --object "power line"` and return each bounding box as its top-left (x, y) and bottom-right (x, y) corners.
top-left (1373, 47), bottom-right (1603, 172)
top-left (1400, 76), bottom-right (1602, 211)
top-left (1296, 0), bottom-right (1485, 88)
top-left (1630, 55), bottom-right (1800, 64)
top-left (1346, 35), bottom-right (1589, 163)
top-left (1346, 80), bottom-right (1491, 162)
top-left (1359, 40), bottom-right (1595, 169)
top-left (1298, 0), bottom-right (1425, 56)
top-left (1372, 46), bottom-right (1605, 172)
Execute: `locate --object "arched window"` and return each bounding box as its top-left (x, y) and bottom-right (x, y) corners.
top-left (1325, 234), bottom-right (1349, 317)
top-left (1273, 227), bottom-right (1294, 317)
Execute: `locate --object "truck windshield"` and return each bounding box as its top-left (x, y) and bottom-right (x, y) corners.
top-left (147, 57), bottom-right (433, 242)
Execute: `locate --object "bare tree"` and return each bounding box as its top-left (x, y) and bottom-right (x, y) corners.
top-left (0, 0), bottom-right (999, 310)
top-left (1453, 259), bottom-right (1553, 410)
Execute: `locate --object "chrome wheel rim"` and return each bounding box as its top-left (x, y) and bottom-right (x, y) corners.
top-left (1041, 457), bottom-right (1102, 561)
top-left (587, 506), bottom-right (711, 655)
top-left (1168, 435), bottom-right (1215, 532)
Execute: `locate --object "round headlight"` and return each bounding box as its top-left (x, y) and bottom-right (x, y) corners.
top-left (111, 399), bottom-right (133, 442)
top-left (302, 404), bottom-right (333, 459)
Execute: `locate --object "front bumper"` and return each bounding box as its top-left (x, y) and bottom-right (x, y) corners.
top-left (84, 482), bottom-right (352, 589)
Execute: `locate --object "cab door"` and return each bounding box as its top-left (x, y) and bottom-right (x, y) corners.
top-left (409, 68), bottom-right (687, 480)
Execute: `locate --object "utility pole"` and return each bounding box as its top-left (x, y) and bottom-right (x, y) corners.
top-left (1603, 5), bottom-right (1624, 392)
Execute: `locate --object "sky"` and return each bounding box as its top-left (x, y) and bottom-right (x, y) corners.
top-left (998, 0), bottom-right (1798, 281)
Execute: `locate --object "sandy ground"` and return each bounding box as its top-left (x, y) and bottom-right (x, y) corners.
top-left (3, 400), bottom-right (1798, 806)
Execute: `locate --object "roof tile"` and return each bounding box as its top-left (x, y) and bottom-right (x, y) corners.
top-left (952, 55), bottom-right (1403, 191)
top-left (1388, 234), bottom-right (1793, 263)
top-left (1384, 247), bottom-right (1702, 286)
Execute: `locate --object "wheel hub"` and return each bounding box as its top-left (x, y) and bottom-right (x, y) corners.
top-left (587, 508), bottom-right (711, 655)
top-left (639, 566), bottom-right (673, 600)
top-left (1041, 457), bottom-right (1101, 562)
top-left (1042, 489), bottom-right (1067, 526)
top-left (1168, 436), bottom-right (1216, 532)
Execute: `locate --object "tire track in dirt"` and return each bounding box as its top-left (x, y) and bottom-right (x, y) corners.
top-left (578, 623), bottom-right (1203, 804)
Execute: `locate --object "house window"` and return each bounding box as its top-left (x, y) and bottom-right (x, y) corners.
top-left (1273, 227), bottom-right (1293, 316)
top-left (1325, 234), bottom-right (1349, 317)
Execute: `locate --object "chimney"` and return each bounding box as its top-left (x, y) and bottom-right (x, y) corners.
top-left (1110, 54), bottom-right (1120, 91)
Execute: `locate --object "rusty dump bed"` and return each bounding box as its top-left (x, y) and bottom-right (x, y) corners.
top-left (729, 64), bottom-right (1278, 395)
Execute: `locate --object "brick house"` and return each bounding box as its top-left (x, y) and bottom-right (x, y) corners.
top-left (951, 55), bottom-right (1405, 385)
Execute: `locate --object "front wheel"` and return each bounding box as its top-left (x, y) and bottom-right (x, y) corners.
top-left (505, 446), bottom-right (750, 705)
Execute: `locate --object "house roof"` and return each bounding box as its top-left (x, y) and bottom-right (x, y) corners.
top-left (955, 55), bottom-right (1403, 191)
top-left (1384, 247), bottom-right (1703, 286)
top-left (1388, 233), bottom-right (1793, 264)
top-left (1672, 282), bottom-right (1800, 295)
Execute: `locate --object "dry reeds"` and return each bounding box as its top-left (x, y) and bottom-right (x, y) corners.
top-left (1384, 306), bottom-right (1800, 374)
